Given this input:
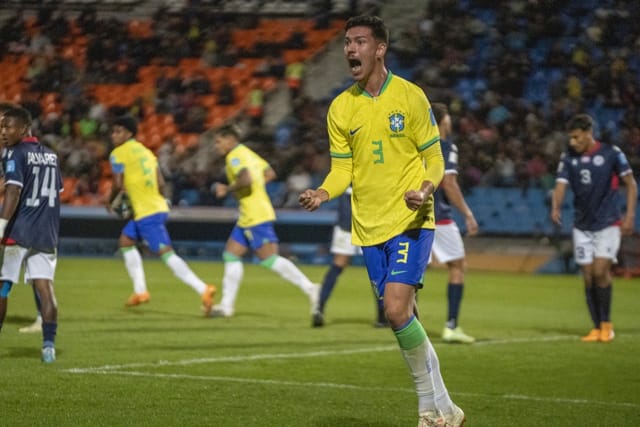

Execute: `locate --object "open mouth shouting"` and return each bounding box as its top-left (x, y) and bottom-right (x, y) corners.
top-left (348, 58), bottom-right (362, 75)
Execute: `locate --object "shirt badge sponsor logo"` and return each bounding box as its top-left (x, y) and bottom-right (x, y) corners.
top-left (349, 126), bottom-right (362, 136)
top-left (580, 156), bottom-right (590, 163)
top-left (6, 159), bottom-right (15, 173)
top-left (389, 111), bottom-right (405, 133)
top-left (231, 157), bottom-right (241, 167)
top-left (593, 155), bottom-right (604, 166)
top-left (390, 269), bottom-right (408, 276)
top-left (571, 159), bottom-right (578, 166)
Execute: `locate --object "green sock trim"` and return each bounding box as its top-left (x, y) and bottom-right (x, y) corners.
top-left (120, 246), bottom-right (137, 254)
top-left (160, 250), bottom-right (175, 263)
top-left (223, 251), bottom-right (242, 262)
top-left (394, 316), bottom-right (427, 350)
top-left (260, 254), bottom-right (278, 268)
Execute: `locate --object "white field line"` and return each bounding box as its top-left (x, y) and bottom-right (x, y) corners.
top-left (63, 334), bottom-right (640, 410)
top-left (65, 335), bottom-right (578, 374)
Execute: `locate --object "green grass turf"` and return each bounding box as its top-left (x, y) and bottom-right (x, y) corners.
top-left (1, 257), bottom-right (639, 426)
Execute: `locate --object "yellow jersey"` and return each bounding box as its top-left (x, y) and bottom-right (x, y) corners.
top-left (225, 144), bottom-right (276, 227)
top-left (325, 72), bottom-right (442, 246)
top-left (109, 139), bottom-right (168, 220)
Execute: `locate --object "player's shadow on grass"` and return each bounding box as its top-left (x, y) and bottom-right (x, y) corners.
top-left (313, 416), bottom-right (401, 427)
top-left (3, 346), bottom-right (48, 359)
top-left (5, 314), bottom-right (38, 324)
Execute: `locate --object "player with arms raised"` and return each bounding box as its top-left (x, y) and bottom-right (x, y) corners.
top-left (299, 15), bottom-right (465, 427)
top-left (0, 106), bottom-right (61, 363)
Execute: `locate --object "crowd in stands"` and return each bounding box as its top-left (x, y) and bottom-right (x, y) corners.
top-left (0, 0), bottom-right (638, 209)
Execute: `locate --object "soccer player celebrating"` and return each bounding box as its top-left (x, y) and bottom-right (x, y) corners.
top-left (107, 115), bottom-right (216, 314)
top-left (299, 15), bottom-right (465, 427)
top-left (430, 103), bottom-right (478, 344)
top-left (551, 114), bottom-right (637, 342)
top-left (209, 124), bottom-right (319, 318)
top-left (0, 106), bottom-right (61, 363)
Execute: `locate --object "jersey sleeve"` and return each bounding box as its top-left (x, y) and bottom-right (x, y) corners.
top-left (3, 149), bottom-right (25, 187)
top-left (555, 152), bottom-right (570, 183)
top-left (613, 146), bottom-right (633, 177)
top-left (327, 100), bottom-right (351, 159)
top-left (411, 88), bottom-right (440, 153)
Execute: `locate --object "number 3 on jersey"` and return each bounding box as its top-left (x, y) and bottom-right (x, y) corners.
top-left (372, 140), bottom-right (384, 164)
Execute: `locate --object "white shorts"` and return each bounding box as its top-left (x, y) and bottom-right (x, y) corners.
top-left (430, 222), bottom-right (465, 264)
top-left (572, 226), bottom-right (620, 265)
top-left (330, 226), bottom-right (362, 256)
top-left (0, 245), bottom-right (58, 284)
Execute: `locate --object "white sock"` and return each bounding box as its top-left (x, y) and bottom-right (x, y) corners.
top-left (426, 339), bottom-right (455, 414)
top-left (220, 261), bottom-right (243, 310)
top-left (122, 247), bottom-right (147, 294)
top-left (401, 339), bottom-right (437, 413)
top-left (163, 253), bottom-right (207, 295)
top-left (268, 256), bottom-right (315, 295)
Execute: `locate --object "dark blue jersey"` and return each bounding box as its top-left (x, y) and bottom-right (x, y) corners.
top-left (556, 141), bottom-right (633, 231)
top-left (2, 138), bottom-right (61, 252)
top-left (434, 138), bottom-right (457, 223)
top-left (336, 187), bottom-right (352, 231)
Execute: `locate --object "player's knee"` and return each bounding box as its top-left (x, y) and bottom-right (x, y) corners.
top-left (0, 281), bottom-right (13, 298)
top-left (259, 254), bottom-right (278, 268)
top-left (222, 251), bottom-right (242, 263)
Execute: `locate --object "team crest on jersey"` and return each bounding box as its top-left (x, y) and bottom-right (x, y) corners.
top-left (593, 155), bottom-right (604, 166)
top-left (389, 111), bottom-right (405, 133)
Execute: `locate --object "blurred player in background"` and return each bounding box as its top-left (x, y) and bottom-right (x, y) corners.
top-left (299, 15), bottom-right (465, 427)
top-left (107, 115), bottom-right (216, 314)
top-left (311, 187), bottom-right (388, 328)
top-left (430, 102), bottom-right (478, 344)
top-left (0, 101), bottom-right (43, 334)
top-left (551, 113), bottom-right (637, 343)
top-left (210, 124), bottom-right (319, 318)
top-left (0, 106), bottom-right (61, 363)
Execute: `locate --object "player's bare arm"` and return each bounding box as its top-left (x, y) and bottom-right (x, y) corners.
top-left (0, 184), bottom-right (20, 237)
top-left (106, 172), bottom-right (124, 211)
top-left (441, 174), bottom-right (478, 235)
top-left (550, 181), bottom-right (567, 225)
top-left (404, 181), bottom-right (435, 211)
top-left (213, 168), bottom-right (252, 199)
top-left (620, 173), bottom-right (637, 235)
top-left (264, 167), bottom-right (277, 184)
top-left (299, 188), bottom-right (329, 212)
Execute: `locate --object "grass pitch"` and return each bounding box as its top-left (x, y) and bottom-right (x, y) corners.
top-left (1, 257), bottom-right (639, 426)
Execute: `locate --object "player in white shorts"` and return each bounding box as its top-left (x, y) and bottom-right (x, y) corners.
top-left (312, 189), bottom-right (387, 328)
top-left (572, 226), bottom-right (620, 266)
top-left (430, 103), bottom-right (478, 343)
top-left (552, 114), bottom-right (636, 343)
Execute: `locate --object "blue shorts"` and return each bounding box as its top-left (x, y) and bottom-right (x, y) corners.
top-left (229, 222), bottom-right (279, 251)
top-left (362, 228), bottom-right (434, 299)
top-left (122, 212), bottom-right (172, 253)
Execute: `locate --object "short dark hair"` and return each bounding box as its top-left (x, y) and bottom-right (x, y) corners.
top-left (113, 115), bottom-right (138, 136)
top-left (431, 102), bottom-right (448, 125)
top-left (3, 106), bottom-right (32, 128)
top-left (215, 123), bottom-right (241, 140)
top-left (0, 102), bottom-right (19, 114)
top-left (345, 15), bottom-right (389, 45)
top-left (566, 114), bottom-right (593, 132)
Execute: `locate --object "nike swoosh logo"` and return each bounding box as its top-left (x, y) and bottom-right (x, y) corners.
top-left (390, 270), bottom-right (407, 276)
top-left (349, 126), bottom-right (363, 136)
